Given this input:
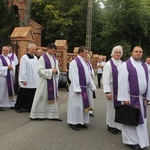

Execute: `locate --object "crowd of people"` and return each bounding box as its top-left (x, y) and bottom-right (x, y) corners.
top-left (0, 43), bottom-right (149, 150)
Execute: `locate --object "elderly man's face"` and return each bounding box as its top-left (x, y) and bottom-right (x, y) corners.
top-left (2, 46), bottom-right (9, 56)
top-left (112, 49), bottom-right (122, 60)
top-left (28, 45), bottom-right (37, 55)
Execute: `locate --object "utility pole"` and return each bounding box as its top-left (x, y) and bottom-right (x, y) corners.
top-left (85, 0), bottom-right (93, 52)
top-left (23, 0), bottom-right (31, 26)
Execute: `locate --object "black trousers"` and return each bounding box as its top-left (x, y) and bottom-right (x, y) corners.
top-left (97, 73), bottom-right (102, 88)
top-left (15, 87), bottom-right (36, 111)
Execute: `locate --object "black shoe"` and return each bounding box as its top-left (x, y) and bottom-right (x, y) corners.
top-left (107, 126), bottom-right (118, 135)
top-left (16, 109), bottom-right (23, 113)
top-left (116, 128), bottom-right (121, 132)
top-left (77, 124), bottom-right (88, 128)
top-left (0, 107), bottom-right (5, 111)
top-left (30, 118), bottom-right (44, 121)
top-left (89, 113), bottom-right (94, 117)
top-left (10, 107), bottom-right (15, 109)
top-left (129, 144), bottom-right (141, 150)
top-left (69, 124), bottom-right (80, 131)
top-left (49, 118), bottom-right (63, 121)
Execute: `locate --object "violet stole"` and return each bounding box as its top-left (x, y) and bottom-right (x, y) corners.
top-left (87, 62), bottom-right (93, 79)
top-left (0, 55), bottom-right (13, 97)
top-left (75, 57), bottom-right (91, 112)
top-left (87, 62), bottom-right (92, 72)
top-left (110, 59), bottom-right (121, 107)
top-left (126, 58), bottom-right (148, 124)
top-left (10, 53), bottom-right (14, 61)
top-left (43, 54), bottom-right (56, 103)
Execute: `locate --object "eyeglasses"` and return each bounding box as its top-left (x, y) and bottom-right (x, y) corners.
top-left (114, 52), bottom-right (122, 54)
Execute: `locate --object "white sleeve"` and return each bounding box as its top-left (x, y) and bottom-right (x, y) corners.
top-left (102, 62), bottom-right (111, 93)
top-left (19, 55), bottom-right (27, 81)
top-left (0, 59), bottom-right (8, 76)
top-left (69, 60), bottom-right (81, 92)
top-left (37, 56), bottom-right (53, 80)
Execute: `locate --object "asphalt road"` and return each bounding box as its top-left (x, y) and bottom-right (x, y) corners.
top-left (0, 88), bottom-right (149, 150)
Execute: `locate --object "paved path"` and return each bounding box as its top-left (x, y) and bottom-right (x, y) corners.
top-left (0, 88), bottom-right (150, 150)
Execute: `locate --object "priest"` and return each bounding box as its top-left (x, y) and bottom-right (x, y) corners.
top-left (103, 45), bottom-right (123, 134)
top-left (67, 46), bottom-right (96, 131)
top-left (8, 45), bottom-right (18, 66)
top-left (85, 53), bottom-right (95, 117)
top-left (118, 46), bottom-right (150, 150)
top-left (30, 43), bottom-right (62, 121)
top-left (0, 46), bottom-right (16, 111)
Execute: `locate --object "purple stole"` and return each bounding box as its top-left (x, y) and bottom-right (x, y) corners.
top-left (0, 55), bottom-right (13, 98)
top-left (75, 57), bottom-right (92, 112)
top-left (43, 54), bottom-right (56, 104)
top-left (126, 58), bottom-right (148, 124)
top-left (110, 59), bottom-right (122, 107)
top-left (87, 62), bottom-right (93, 79)
top-left (10, 53), bottom-right (14, 61)
top-left (87, 62), bottom-right (92, 72)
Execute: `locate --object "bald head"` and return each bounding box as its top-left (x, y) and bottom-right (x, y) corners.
top-left (2, 46), bottom-right (9, 56)
top-left (37, 49), bottom-right (45, 57)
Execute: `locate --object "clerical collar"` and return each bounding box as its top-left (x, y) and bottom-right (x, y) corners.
top-left (131, 57), bottom-right (141, 62)
top-left (26, 53), bottom-right (34, 59)
top-left (46, 52), bottom-right (52, 56)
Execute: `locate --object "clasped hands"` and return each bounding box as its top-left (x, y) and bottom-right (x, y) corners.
top-left (52, 68), bottom-right (58, 74)
top-left (8, 64), bottom-right (13, 70)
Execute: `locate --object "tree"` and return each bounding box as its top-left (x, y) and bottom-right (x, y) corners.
top-left (0, 0), bottom-right (19, 46)
top-left (31, 0), bottom-right (88, 51)
top-left (30, 0), bottom-right (150, 57)
top-left (100, 0), bottom-right (150, 59)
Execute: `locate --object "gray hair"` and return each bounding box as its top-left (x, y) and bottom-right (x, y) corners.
top-left (37, 49), bottom-right (44, 53)
top-left (28, 43), bottom-right (36, 49)
top-left (111, 45), bottom-right (123, 57)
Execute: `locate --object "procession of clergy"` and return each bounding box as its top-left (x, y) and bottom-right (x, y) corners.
top-left (0, 43), bottom-right (149, 150)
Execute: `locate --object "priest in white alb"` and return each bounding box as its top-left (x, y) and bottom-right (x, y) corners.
top-left (8, 45), bottom-right (18, 66)
top-left (118, 46), bottom-right (150, 150)
top-left (67, 46), bottom-right (96, 131)
top-left (85, 53), bottom-right (95, 117)
top-left (103, 45), bottom-right (123, 135)
top-left (30, 43), bottom-right (62, 121)
top-left (0, 46), bottom-right (16, 111)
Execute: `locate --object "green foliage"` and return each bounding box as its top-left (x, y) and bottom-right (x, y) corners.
top-left (31, 0), bottom-right (88, 50)
top-left (100, 0), bottom-right (150, 56)
top-left (30, 0), bottom-right (150, 57)
top-left (0, 0), bottom-right (19, 46)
